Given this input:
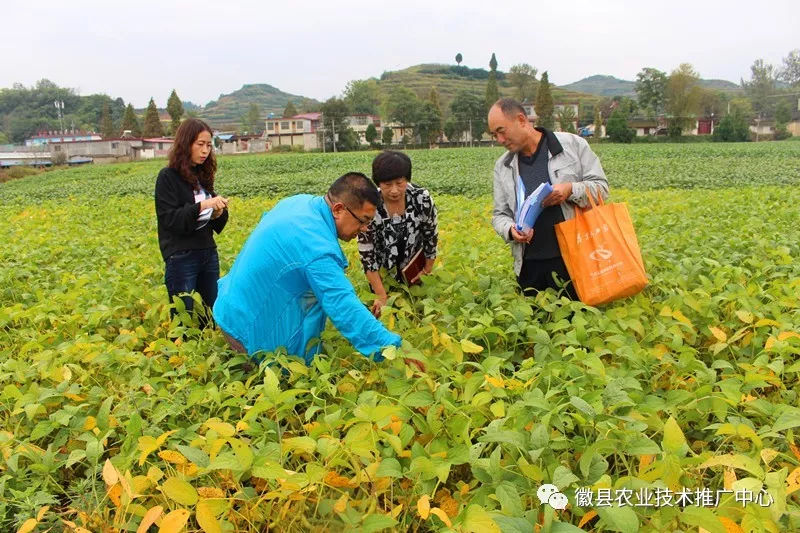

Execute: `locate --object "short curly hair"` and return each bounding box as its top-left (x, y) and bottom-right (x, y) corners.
top-left (371, 150), bottom-right (412, 185)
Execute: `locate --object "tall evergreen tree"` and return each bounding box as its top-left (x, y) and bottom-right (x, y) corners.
top-left (120, 104), bottom-right (141, 137)
top-left (100, 101), bottom-right (114, 138)
top-left (485, 53), bottom-right (500, 112)
top-left (247, 103), bottom-right (263, 134)
top-left (142, 98), bottom-right (164, 137)
top-left (593, 108), bottom-right (603, 138)
top-left (534, 71), bottom-right (554, 129)
top-left (428, 87), bottom-right (442, 114)
top-left (166, 90), bottom-right (184, 134)
top-left (283, 100), bottom-right (298, 117)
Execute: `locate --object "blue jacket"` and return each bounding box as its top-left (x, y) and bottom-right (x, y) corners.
top-left (213, 194), bottom-right (401, 364)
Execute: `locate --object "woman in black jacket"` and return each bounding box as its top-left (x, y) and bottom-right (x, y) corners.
top-left (155, 118), bottom-right (228, 327)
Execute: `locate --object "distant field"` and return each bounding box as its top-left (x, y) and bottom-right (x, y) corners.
top-left (2, 141), bottom-right (799, 203)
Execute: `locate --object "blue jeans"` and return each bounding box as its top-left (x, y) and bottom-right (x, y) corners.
top-left (164, 247), bottom-right (220, 328)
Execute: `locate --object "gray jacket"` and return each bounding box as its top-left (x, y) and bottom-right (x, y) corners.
top-left (492, 129), bottom-right (609, 275)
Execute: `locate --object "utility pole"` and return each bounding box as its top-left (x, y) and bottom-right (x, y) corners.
top-left (469, 118), bottom-right (472, 148)
top-left (331, 119), bottom-right (337, 153)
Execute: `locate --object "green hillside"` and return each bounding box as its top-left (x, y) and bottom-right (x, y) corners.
top-left (197, 84), bottom-right (320, 128)
top-left (562, 74), bottom-right (743, 98)
top-left (376, 64), bottom-right (602, 113)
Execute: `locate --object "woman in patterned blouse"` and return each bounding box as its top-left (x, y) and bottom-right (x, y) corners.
top-left (358, 151), bottom-right (438, 317)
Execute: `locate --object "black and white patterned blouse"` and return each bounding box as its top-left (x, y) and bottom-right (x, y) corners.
top-left (358, 184), bottom-right (438, 273)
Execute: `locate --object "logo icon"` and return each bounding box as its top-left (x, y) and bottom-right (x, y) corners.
top-left (589, 247), bottom-right (613, 261)
top-left (537, 484), bottom-right (568, 510)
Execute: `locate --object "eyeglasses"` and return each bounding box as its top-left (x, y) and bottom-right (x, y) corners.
top-left (344, 204), bottom-right (372, 226)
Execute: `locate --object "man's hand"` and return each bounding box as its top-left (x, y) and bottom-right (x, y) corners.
top-left (371, 295), bottom-right (388, 318)
top-left (403, 357), bottom-right (426, 373)
top-left (542, 182), bottom-right (573, 207)
top-left (510, 226), bottom-right (534, 244)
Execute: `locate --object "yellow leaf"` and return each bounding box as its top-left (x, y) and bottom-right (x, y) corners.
top-left (235, 420), bottom-right (249, 432)
top-left (36, 506), bottom-right (49, 522)
top-left (672, 310), bottom-right (693, 328)
top-left (789, 443), bottom-right (800, 461)
top-left (460, 339), bottom-right (484, 354)
top-left (197, 487), bottom-right (225, 499)
top-left (390, 418), bottom-right (402, 435)
top-left (138, 436), bottom-right (160, 466)
top-left (147, 466), bottom-right (164, 483)
top-left (162, 477), bottom-right (198, 506)
top-left (638, 454), bottom-right (654, 476)
top-left (484, 375), bottom-right (505, 388)
top-left (719, 516), bottom-right (744, 533)
top-left (108, 483), bottom-right (122, 507)
top-left (177, 462), bottom-right (199, 477)
top-left (765, 337), bottom-right (776, 350)
top-left (708, 326), bottom-right (727, 342)
top-left (754, 318), bottom-right (780, 328)
top-left (417, 494), bottom-right (431, 519)
top-left (430, 507), bottom-right (452, 527)
top-left (390, 504), bottom-right (403, 519)
top-left (786, 467), bottom-right (800, 495)
top-left (735, 310), bottom-right (753, 324)
top-left (102, 459), bottom-right (119, 486)
top-left (158, 509), bottom-right (190, 533)
top-left (578, 510), bottom-right (598, 528)
top-left (83, 416), bottom-right (97, 431)
top-left (204, 420), bottom-right (235, 437)
top-left (778, 331), bottom-right (800, 342)
top-left (333, 493), bottom-right (348, 513)
top-left (158, 450), bottom-right (188, 465)
top-left (196, 500), bottom-right (222, 533)
top-left (431, 325), bottom-right (440, 347)
top-left (16, 518), bottom-right (37, 533)
top-left (760, 448), bottom-right (779, 466)
top-left (724, 468), bottom-right (737, 490)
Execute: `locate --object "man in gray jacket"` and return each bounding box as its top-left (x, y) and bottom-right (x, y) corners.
top-left (488, 98), bottom-right (609, 299)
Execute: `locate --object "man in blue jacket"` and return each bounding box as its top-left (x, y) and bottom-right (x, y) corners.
top-left (213, 172), bottom-right (405, 366)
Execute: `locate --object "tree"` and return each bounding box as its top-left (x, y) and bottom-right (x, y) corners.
top-left (606, 109), bottom-right (635, 143)
top-left (443, 117), bottom-right (458, 144)
top-left (485, 53), bottom-right (500, 112)
top-left (320, 97), bottom-right (355, 151)
top-left (593, 107), bottom-right (603, 138)
top-left (415, 101), bottom-right (443, 146)
top-left (742, 59), bottom-right (777, 118)
top-left (778, 49), bottom-right (800, 87)
top-left (775, 100), bottom-right (792, 140)
top-left (665, 63), bottom-right (702, 136)
top-left (343, 79), bottom-right (380, 115)
top-left (449, 89), bottom-right (487, 144)
top-left (455, 53), bottom-right (462, 66)
top-left (635, 67), bottom-right (667, 116)
top-left (534, 71), bottom-right (554, 129)
top-left (382, 126), bottom-right (394, 146)
top-left (428, 87), bottom-right (442, 115)
top-left (0, 131), bottom-right (9, 144)
top-left (365, 123), bottom-right (378, 145)
top-left (142, 98), bottom-right (164, 137)
top-left (166, 90), bottom-right (184, 134)
top-left (386, 87), bottom-right (420, 141)
top-left (100, 101), bottom-right (114, 138)
top-left (557, 105), bottom-right (577, 133)
top-left (508, 63), bottom-right (538, 102)
top-left (120, 104), bottom-right (141, 136)
top-left (247, 103), bottom-right (263, 134)
top-left (283, 100), bottom-right (298, 117)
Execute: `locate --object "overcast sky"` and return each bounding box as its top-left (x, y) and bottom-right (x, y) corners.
top-left (3, 0), bottom-right (798, 107)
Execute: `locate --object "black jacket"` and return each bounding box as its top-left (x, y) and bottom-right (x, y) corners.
top-left (154, 167), bottom-right (228, 261)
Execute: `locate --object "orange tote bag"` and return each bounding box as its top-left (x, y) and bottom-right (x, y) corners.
top-left (555, 194), bottom-right (647, 305)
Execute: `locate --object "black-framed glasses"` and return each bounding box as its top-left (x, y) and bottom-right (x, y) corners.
top-left (344, 204), bottom-right (372, 226)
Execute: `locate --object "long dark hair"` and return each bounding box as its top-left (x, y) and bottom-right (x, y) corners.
top-left (168, 118), bottom-right (216, 193)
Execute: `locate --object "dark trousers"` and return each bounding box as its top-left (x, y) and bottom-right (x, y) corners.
top-left (164, 247), bottom-right (219, 328)
top-left (517, 255), bottom-right (578, 300)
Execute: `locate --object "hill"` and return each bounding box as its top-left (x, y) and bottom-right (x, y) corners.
top-left (197, 84), bottom-right (320, 128)
top-left (375, 63), bottom-right (602, 112)
top-left (562, 74), bottom-right (743, 97)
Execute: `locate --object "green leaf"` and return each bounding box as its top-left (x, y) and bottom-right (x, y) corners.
top-left (162, 476), bottom-right (198, 506)
top-left (596, 505), bottom-right (640, 533)
top-left (361, 514), bottom-right (398, 533)
top-left (772, 407), bottom-right (800, 432)
top-left (662, 416), bottom-right (688, 456)
top-left (175, 445), bottom-right (210, 468)
top-left (552, 465), bottom-right (580, 490)
top-left (570, 396), bottom-right (596, 417)
top-left (462, 504), bottom-right (501, 533)
top-left (375, 458), bottom-right (402, 478)
top-left (679, 506), bottom-right (726, 533)
top-left (494, 483), bottom-right (523, 516)
top-left (281, 436), bottom-right (317, 455)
